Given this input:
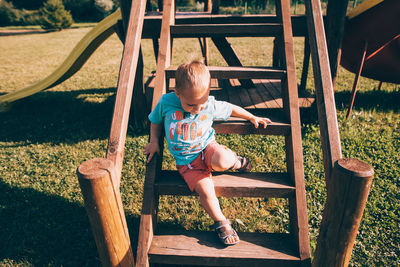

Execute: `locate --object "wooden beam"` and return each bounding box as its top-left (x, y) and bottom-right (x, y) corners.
top-left (299, 35), bottom-right (310, 92)
top-left (305, 0), bottom-right (342, 188)
top-left (142, 14), bottom-right (310, 39)
top-left (106, 0), bottom-right (147, 186)
top-left (151, 0), bottom-right (175, 109)
top-left (277, 0), bottom-right (311, 261)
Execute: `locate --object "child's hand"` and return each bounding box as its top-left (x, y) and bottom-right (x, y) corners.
top-left (144, 142), bottom-right (160, 163)
top-left (250, 116), bottom-right (271, 128)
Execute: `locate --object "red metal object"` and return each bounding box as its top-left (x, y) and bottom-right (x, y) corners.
top-left (340, 0), bottom-right (400, 84)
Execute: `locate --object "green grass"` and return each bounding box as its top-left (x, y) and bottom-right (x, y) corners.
top-left (0, 26), bottom-right (399, 267)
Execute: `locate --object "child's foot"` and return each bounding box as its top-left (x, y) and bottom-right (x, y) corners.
top-left (213, 219), bottom-right (240, 246)
top-left (230, 155), bottom-right (251, 172)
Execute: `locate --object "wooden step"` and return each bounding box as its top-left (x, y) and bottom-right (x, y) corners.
top-left (214, 116), bottom-right (290, 136)
top-left (171, 23), bottom-right (282, 37)
top-left (149, 230), bottom-right (301, 266)
top-left (165, 66), bottom-right (286, 80)
top-left (155, 170), bottom-right (295, 198)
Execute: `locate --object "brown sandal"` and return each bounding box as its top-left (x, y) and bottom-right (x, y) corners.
top-left (213, 219), bottom-right (240, 246)
top-left (229, 154), bottom-right (251, 172)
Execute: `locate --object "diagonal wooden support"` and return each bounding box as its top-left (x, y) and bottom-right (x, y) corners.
top-left (107, 0), bottom-right (147, 186)
top-left (211, 37), bottom-right (255, 88)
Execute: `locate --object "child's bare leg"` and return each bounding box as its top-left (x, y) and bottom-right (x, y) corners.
top-left (210, 147), bottom-right (241, 171)
top-left (194, 178), bottom-right (239, 244)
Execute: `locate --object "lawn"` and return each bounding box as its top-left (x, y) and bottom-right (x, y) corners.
top-left (0, 25), bottom-right (399, 266)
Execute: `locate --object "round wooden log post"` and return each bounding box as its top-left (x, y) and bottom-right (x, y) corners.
top-left (313, 158), bottom-right (374, 267)
top-left (77, 158), bottom-right (134, 267)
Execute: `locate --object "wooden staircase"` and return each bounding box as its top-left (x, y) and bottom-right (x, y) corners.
top-left (136, 0), bottom-right (311, 265)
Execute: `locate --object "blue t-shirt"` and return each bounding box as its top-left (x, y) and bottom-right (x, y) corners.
top-left (148, 92), bottom-right (233, 165)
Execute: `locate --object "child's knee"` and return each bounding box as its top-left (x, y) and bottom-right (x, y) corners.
top-left (194, 178), bottom-right (215, 198)
top-left (210, 148), bottom-right (236, 171)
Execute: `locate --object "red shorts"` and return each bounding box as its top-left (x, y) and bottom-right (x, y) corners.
top-left (176, 141), bottom-right (230, 191)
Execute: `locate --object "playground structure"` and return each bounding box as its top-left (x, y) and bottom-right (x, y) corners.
top-left (2, 0), bottom-right (375, 266)
top-left (340, 0), bottom-right (400, 117)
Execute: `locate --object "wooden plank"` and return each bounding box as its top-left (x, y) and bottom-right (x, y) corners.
top-left (211, 80), bottom-right (229, 102)
top-left (151, 0), bottom-right (175, 109)
top-left (136, 147), bottom-right (164, 266)
top-left (156, 170), bottom-right (295, 198)
top-left (246, 86), bottom-right (269, 109)
top-left (254, 80), bottom-right (281, 108)
top-left (304, 0), bottom-right (342, 185)
top-left (211, 37), bottom-right (255, 88)
top-left (276, 0), bottom-right (311, 261)
top-left (224, 80), bottom-right (244, 106)
top-left (149, 231), bottom-right (301, 266)
top-left (171, 23), bottom-right (282, 37)
top-left (213, 119), bottom-right (290, 136)
top-left (142, 14), bottom-right (310, 39)
top-left (165, 66), bottom-right (286, 80)
top-left (230, 78), bottom-right (256, 109)
top-left (106, 0), bottom-right (147, 186)
top-left (263, 79), bottom-right (284, 108)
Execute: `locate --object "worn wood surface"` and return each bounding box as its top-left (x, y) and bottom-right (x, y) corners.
top-left (146, 76), bottom-right (314, 110)
top-left (106, 0), bottom-right (147, 186)
top-left (313, 158), bottom-right (373, 267)
top-left (77, 158), bottom-right (134, 267)
top-left (151, 0), bottom-right (175, 109)
top-left (211, 37), bottom-right (255, 88)
top-left (305, 0), bottom-right (342, 189)
top-left (136, 151), bottom-right (163, 267)
top-left (142, 14), bottom-right (310, 39)
top-left (156, 170), bottom-right (295, 197)
top-left (149, 230), bottom-right (301, 266)
top-left (276, 0), bottom-right (311, 261)
top-left (171, 23), bottom-right (282, 37)
top-left (165, 66), bottom-right (285, 80)
top-left (213, 117), bottom-right (290, 135)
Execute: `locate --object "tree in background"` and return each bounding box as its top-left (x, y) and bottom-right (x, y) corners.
top-left (39, 0), bottom-right (73, 31)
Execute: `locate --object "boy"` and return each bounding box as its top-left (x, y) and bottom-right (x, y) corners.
top-left (144, 60), bottom-right (271, 245)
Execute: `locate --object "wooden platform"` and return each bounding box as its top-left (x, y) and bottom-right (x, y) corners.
top-left (145, 74), bottom-right (314, 111)
top-left (149, 230), bottom-right (301, 266)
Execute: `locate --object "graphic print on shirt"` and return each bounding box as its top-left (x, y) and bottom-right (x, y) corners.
top-left (167, 110), bottom-right (207, 154)
top-left (169, 122), bottom-right (176, 140)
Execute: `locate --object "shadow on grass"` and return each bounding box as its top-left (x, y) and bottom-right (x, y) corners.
top-left (334, 89), bottom-right (400, 112)
top-left (0, 180), bottom-right (140, 266)
top-left (0, 88), bottom-right (147, 144)
top-left (299, 89), bottom-right (400, 125)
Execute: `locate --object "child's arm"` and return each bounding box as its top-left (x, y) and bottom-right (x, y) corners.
top-left (231, 105), bottom-right (271, 128)
top-left (144, 122), bottom-right (163, 163)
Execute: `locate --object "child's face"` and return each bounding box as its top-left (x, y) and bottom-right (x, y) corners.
top-left (177, 87), bottom-right (209, 115)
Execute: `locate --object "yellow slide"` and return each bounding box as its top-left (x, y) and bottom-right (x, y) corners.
top-left (0, 9), bottom-right (122, 109)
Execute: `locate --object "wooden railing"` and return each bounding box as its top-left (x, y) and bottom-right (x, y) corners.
top-left (304, 0), bottom-right (374, 266)
top-left (76, 1), bottom-right (147, 266)
top-left (305, 0), bottom-right (342, 187)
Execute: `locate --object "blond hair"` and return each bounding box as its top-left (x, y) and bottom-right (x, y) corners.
top-left (175, 60), bottom-right (210, 95)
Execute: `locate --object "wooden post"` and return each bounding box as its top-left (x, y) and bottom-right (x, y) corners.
top-left (77, 158), bottom-right (134, 267)
top-left (299, 35), bottom-right (310, 92)
top-left (313, 158), bottom-right (374, 267)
